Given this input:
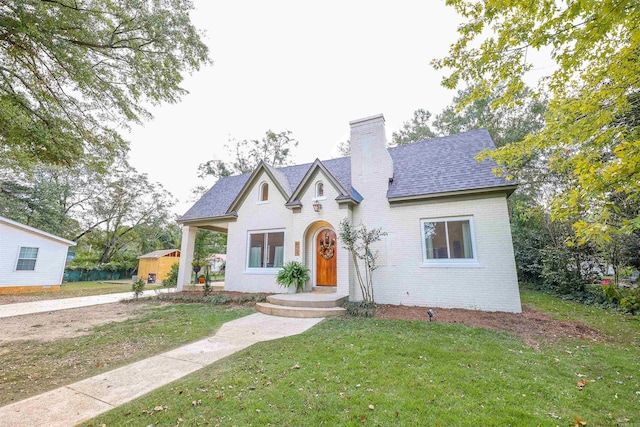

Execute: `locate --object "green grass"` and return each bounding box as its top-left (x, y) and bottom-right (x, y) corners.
top-left (0, 303), bottom-right (252, 406)
top-left (0, 281), bottom-right (164, 303)
top-left (87, 291), bottom-right (640, 426)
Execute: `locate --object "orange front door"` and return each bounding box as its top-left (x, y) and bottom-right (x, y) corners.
top-left (316, 229), bottom-right (337, 286)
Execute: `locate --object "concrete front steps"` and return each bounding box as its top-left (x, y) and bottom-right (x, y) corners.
top-left (256, 292), bottom-right (348, 318)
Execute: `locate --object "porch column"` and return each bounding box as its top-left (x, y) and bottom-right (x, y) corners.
top-left (177, 225), bottom-right (197, 291)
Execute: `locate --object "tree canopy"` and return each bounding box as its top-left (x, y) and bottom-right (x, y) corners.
top-left (0, 0), bottom-right (209, 168)
top-left (434, 0), bottom-right (640, 243)
top-left (390, 109), bottom-right (437, 145)
top-left (198, 130), bottom-right (299, 179)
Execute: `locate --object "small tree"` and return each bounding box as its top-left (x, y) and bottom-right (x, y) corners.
top-left (132, 279), bottom-right (145, 300)
top-left (338, 219), bottom-right (386, 303)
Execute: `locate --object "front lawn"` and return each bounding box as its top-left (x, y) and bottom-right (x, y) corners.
top-left (88, 291), bottom-right (640, 426)
top-left (0, 303), bottom-right (252, 406)
top-left (0, 281), bottom-right (164, 304)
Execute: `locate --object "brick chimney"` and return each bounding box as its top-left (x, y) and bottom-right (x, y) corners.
top-left (349, 114), bottom-right (393, 215)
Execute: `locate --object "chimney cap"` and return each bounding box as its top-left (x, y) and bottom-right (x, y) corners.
top-left (349, 113), bottom-right (385, 127)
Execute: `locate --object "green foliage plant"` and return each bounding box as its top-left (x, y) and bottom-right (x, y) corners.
top-left (0, 0), bottom-right (210, 168)
top-left (203, 267), bottom-right (212, 297)
top-left (603, 283), bottom-right (640, 314)
top-left (132, 279), bottom-right (145, 300)
top-left (433, 0), bottom-right (640, 245)
top-left (338, 219), bottom-right (386, 303)
top-left (276, 261), bottom-right (310, 293)
top-left (163, 263), bottom-right (179, 288)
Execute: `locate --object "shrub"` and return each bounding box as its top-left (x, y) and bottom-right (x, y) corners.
top-left (163, 263), bottom-right (179, 287)
top-left (603, 284), bottom-right (640, 314)
top-left (132, 279), bottom-right (145, 299)
top-left (344, 301), bottom-right (376, 317)
top-left (540, 247), bottom-right (586, 294)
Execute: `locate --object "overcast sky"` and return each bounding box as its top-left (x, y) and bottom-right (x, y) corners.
top-left (126, 1), bottom-right (466, 216)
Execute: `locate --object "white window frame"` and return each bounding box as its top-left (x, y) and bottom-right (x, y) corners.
top-left (245, 229), bottom-right (285, 273)
top-left (16, 246), bottom-right (39, 271)
top-left (257, 181), bottom-right (269, 204)
top-left (313, 181), bottom-right (326, 201)
top-left (420, 216), bottom-right (482, 268)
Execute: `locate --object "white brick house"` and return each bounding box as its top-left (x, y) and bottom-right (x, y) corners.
top-left (178, 114), bottom-right (522, 312)
top-left (0, 216), bottom-right (76, 293)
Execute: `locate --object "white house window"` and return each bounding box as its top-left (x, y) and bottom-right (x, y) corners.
top-left (16, 247), bottom-right (39, 271)
top-left (421, 217), bottom-right (475, 261)
top-left (259, 182), bottom-right (269, 202)
top-left (248, 231), bottom-right (284, 268)
top-left (315, 182), bottom-right (325, 199)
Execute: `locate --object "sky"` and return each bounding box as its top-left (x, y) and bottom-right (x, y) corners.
top-left (126, 1), bottom-right (466, 216)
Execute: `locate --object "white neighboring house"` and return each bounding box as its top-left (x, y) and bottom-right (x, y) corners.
top-left (177, 114), bottom-right (522, 313)
top-left (207, 254), bottom-right (226, 273)
top-left (0, 216), bottom-right (76, 293)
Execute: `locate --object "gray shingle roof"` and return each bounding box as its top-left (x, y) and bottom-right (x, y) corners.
top-left (179, 129), bottom-right (512, 222)
top-left (387, 129), bottom-right (513, 199)
top-left (180, 157), bottom-right (353, 221)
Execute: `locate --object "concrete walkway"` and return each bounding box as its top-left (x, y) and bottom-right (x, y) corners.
top-left (0, 313), bottom-right (323, 427)
top-left (0, 288), bottom-right (174, 318)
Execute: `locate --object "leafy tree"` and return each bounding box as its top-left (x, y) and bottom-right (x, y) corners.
top-left (0, 0), bottom-right (209, 168)
top-left (390, 109), bottom-right (437, 145)
top-left (434, 0), bottom-right (640, 243)
top-left (198, 130), bottom-right (299, 179)
top-left (433, 86), bottom-right (546, 148)
top-left (337, 139), bottom-right (351, 157)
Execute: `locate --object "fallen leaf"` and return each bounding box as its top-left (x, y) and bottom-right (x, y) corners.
top-left (95, 362), bottom-right (100, 368)
top-left (153, 405), bottom-right (163, 412)
top-left (292, 364), bottom-right (300, 370)
top-left (368, 404), bottom-right (375, 410)
top-left (192, 400), bottom-right (202, 406)
top-left (575, 417), bottom-right (587, 425)
top-left (577, 379), bottom-right (586, 391)
top-left (359, 415), bottom-right (366, 423)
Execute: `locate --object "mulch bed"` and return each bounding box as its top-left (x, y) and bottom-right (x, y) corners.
top-left (375, 304), bottom-right (603, 346)
top-left (171, 291), bottom-right (604, 346)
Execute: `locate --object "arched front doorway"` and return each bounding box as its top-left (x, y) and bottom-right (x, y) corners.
top-left (304, 221), bottom-right (338, 288)
top-left (315, 227), bottom-right (337, 286)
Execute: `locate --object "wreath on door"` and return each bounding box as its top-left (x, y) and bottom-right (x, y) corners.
top-left (319, 231), bottom-right (336, 260)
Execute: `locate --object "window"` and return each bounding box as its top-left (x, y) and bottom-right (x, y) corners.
top-left (248, 231), bottom-right (285, 268)
top-left (315, 181), bottom-right (325, 199)
top-left (259, 182), bottom-right (269, 202)
top-left (16, 247), bottom-right (38, 271)
top-left (421, 218), bottom-right (475, 261)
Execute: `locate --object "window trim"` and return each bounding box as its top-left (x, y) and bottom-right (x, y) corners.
top-left (258, 181), bottom-right (269, 204)
top-left (313, 181), bottom-right (326, 201)
top-left (420, 216), bottom-right (482, 267)
top-left (15, 246), bottom-right (39, 271)
top-left (245, 229), bottom-right (285, 273)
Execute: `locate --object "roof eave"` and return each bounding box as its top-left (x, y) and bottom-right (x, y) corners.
top-left (387, 184), bottom-right (518, 203)
top-left (177, 213), bottom-right (238, 225)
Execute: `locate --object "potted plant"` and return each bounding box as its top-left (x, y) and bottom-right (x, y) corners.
top-left (192, 259), bottom-right (206, 284)
top-left (276, 261), bottom-right (310, 293)
top-left (198, 273), bottom-right (205, 284)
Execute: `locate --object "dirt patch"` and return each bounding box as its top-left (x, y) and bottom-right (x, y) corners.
top-left (0, 302), bottom-right (151, 344)
top-left (375, 304), bottom-right (603, 346)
